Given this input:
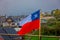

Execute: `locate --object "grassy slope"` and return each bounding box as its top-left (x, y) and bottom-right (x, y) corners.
top-left (24, 35), bottom-right (39, 40)
top-left (24, 30), bottom-right (39, 40)
top-left (41, 37), bottom-right (59, 40)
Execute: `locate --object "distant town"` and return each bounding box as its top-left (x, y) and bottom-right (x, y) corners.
top-left (0, 15), bottom-right (28, 27)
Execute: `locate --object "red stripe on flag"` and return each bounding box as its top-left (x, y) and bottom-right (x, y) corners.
top-left (17, 19), bottom-right (40, 35)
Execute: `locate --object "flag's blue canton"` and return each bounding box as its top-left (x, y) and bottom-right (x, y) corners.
top-left (31, 10), bottom-right (40, 21)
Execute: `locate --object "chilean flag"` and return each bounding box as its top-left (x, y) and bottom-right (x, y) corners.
top-left (17, 10), bottom-right (40, 35)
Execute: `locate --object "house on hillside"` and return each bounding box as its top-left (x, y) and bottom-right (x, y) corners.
top-left (3, 17), bottom-right (18, 28)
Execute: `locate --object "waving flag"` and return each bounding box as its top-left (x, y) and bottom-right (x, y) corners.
top-left (17, 10), bottom-right (40, 35)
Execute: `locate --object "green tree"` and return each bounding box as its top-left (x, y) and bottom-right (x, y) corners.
top-left (47, 9), bottom-right (60, 35)
top-left (42, 9), bottom-right (60, 35)
top-left (47, 18), bottom-right (56, 27)
top-left (51, 9), bottom-right (60, 19)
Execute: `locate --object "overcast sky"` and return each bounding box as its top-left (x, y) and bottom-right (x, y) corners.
top-left (0, 0), bottom-right (60, 16)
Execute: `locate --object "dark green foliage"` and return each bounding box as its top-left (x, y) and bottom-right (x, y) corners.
top-left (41, 9), bottom-right (60, 36)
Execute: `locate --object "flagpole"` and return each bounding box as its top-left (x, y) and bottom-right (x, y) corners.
top-left (39, 9), bottom-right (41, 40)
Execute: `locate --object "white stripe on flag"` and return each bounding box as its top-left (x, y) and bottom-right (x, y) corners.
top-left (19, 15), bottom-right (32, 26)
